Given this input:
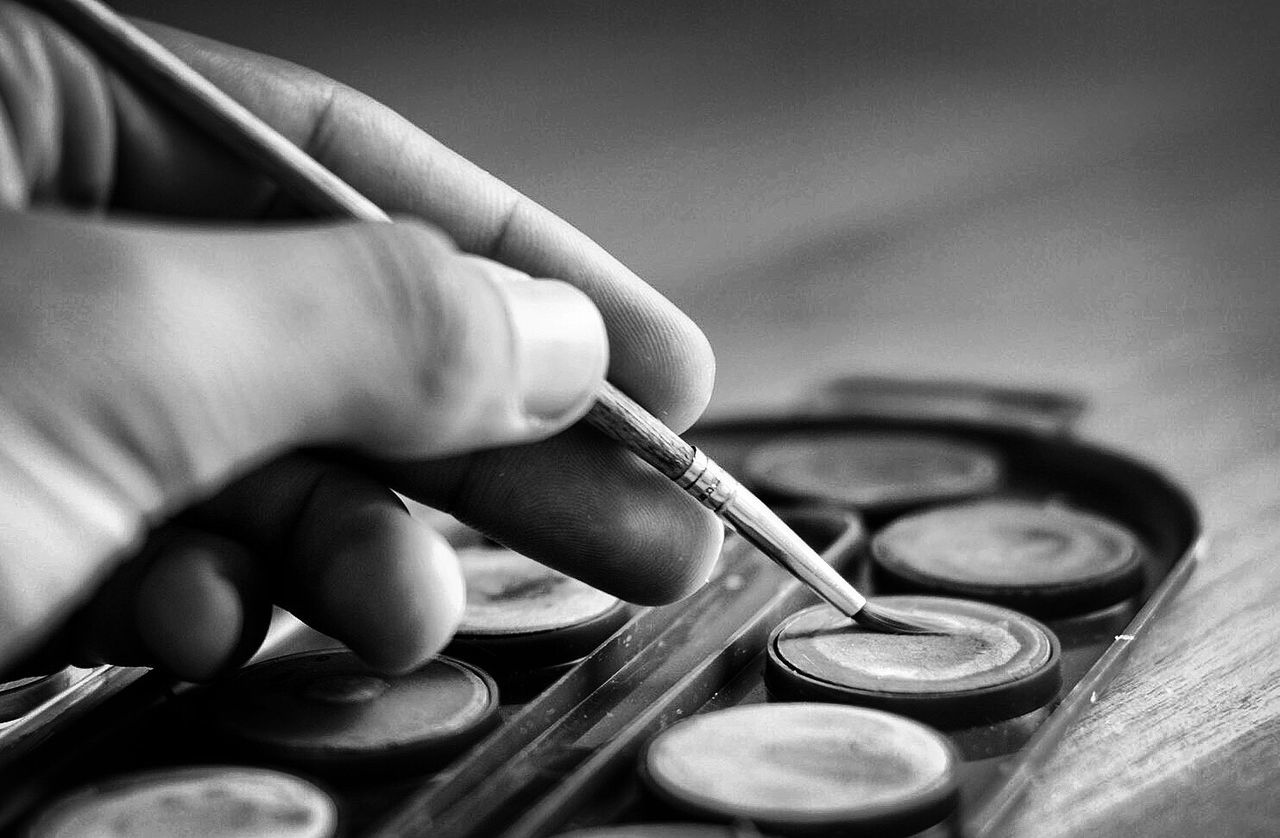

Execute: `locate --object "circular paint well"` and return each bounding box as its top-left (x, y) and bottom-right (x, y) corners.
top-left (744, 433), bottom-right (1002, 512)
top-left (207, 651), bottom-right (498, 771)
top-left (641, 703), bottom-right (956, 835)
top-left (26, 766), bottom-right (337, 838)
top-left (767, 597), bottom-right (1061, 727)
top-left (872, 500), bottom-right (1144, 616)
top-left (448, 546), bottom-right (631, 668)
top-left (457, 546), bottom-right (621, 635)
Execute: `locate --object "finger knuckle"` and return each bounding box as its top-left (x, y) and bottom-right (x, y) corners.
top-left (357, 223), bottom-right (505, 448)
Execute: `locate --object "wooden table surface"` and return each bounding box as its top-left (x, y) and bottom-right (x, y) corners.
top-left (110, 1), bottom-right (1280, 834)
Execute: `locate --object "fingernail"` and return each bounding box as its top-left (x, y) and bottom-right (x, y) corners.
top-left (504, 280), bottom-right (608, 422)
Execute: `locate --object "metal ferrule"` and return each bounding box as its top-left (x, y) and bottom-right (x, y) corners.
top-left (676, 448), bottom-right (739, 514)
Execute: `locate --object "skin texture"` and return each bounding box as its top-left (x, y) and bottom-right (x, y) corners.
top-left (0, 4), bottom-right (720, 679)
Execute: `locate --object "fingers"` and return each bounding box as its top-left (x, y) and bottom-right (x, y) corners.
top-left (369, 427), bottom-right (726, 607)
top-left (142, 21), bottom-right (714, 427)
top-left (0, 8), bottom-right (719, 674)
top-left (6, 210), bottom-right (607, 483)
top-left (0, 210), bottom-right (603, 669)
top-left (180, 435), bottom-right (720, 676)
top-left (0, 7), bottom-right (713, 427)
top-left (126, 30), bottom-right (725, 608)
top-left (186, 217), bottom-right (609, 459)
top-left (189, 455), bottom-right (465, 674)
top-left (132, 533), bottom-right (269, 679)
top-left (49, 457), bottom-right (464, 679)
top-left (64, 527), bottom-right (271, 681)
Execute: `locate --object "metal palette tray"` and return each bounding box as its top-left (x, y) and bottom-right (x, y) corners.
top-left (0, 377), bottom-right (1201, 837)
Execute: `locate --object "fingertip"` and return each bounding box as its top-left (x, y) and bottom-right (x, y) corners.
top-left (381, 430), bottom-right (726, 612)
top-left (134, 537), bottom-right (270, 682)
top-left (608, 499), bottom-right (724, 605)
top-left (308, 510), bottom-right (465, 675)
top-left (628, 308), bottom-right (716, 434)
top-left (488, 202), bottom-right (715, 434)
top-left (136, 553), bottom-right (240, 681)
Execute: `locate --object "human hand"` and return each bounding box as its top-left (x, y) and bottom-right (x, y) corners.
top-left (0, 4), bottom-right (720, 680)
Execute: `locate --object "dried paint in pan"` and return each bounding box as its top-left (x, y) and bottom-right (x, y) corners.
top-left (24, 765), bottom-right (337, 838)
top-left (743, 432), bottom-right (1002, 513)
top-left (204, 650), bottom-right (499, 773)
top-left (767, 597), bottom-right (1061, 728)
top-left (449, 546), bottom-right (628, 667)
top-left (640, 703), bottom-right (957, 836)
top-left (871, 500), bottom-right (1144, 617)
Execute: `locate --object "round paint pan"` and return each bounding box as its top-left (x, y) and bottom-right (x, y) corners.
top-left (744, 432), bottom-right (1002, 516)
top-left (206, 650), bottom-right (499, 773)
top-left (24, 765), bottom-right (338, 838)
top-left (447, 546), bottom-right (629, 669)
top-left (871, 500), bottom-right (1144, 617)
top-left (766, 597), bottom-right (1061, 728)
top-left (640, 703), bottom-right (957, 837)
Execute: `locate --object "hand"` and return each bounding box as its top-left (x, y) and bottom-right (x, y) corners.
top-left (0, 5), bottom-right (720, 680)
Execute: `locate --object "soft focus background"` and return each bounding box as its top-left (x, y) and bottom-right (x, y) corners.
top-left (109, 2), bottom-right (1280, 835)
top-left (112, 0), bottom-right (1280, 416)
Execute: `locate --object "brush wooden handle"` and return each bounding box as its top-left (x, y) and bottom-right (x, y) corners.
top-left (586, 383), bottom-right (869, 617)
top-left (585, 382), bottom-right (694, 479)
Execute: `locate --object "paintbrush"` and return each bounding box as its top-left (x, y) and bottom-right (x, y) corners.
top-left (32, 0), bottom-right (935, 634)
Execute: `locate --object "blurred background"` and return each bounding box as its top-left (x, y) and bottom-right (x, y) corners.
top-left (111, 0), bottom-right (1280, 418)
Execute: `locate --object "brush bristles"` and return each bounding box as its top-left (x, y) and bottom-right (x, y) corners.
top-left (853, 601), bottom-right (948, 635)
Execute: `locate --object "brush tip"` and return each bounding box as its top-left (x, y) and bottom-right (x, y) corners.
top-left (853, 601), bottom-right (949, 635)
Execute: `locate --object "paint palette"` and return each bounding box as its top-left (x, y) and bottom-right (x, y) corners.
top-left (0, 376), bottom-right (1199, 837)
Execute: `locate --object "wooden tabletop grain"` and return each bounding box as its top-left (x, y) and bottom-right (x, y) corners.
top-left (108, 1), bottom-right (1280, 834)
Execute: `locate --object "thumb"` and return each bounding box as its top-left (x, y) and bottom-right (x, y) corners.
top-left (118, 214), bottom-right (611, 483)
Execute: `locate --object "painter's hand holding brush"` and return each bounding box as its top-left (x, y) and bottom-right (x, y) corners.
top-left (0, 4), bottom-right (723, 681)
